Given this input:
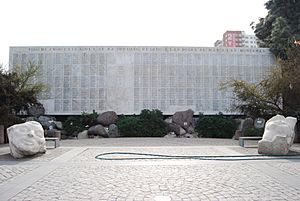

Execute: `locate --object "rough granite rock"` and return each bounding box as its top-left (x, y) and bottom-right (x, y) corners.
top-left (164, 117), bottom-right (173, 124)
top-left (77, 130), bottom-right (88, 139)
top-left (164, 132), bottom-right (177, 138)
top-left (25, 117), bottom-right (39, 122)
top-left (108, 124), bottom-right (119, 138)
top-left (171, 109), bottom-right (194, 131)
top-left (241, 118), bottom-right (254, 134)
top-left (88, 125), bottom-right (108, 138)
top-left (181, 133), bottom-right (198, 138)
top-left (96, 111), bottom-right (118, 126)
top-left (235, 119), bottom-right (244, 130)
top-left (187, 125), bottom-right (195, 134)
top-left (179, 126), bottom-right (187, 136)
top-left (7, 121), bottom-right (46, 158)
top-left (258, 115), bottom-right (297, 155)
top-left (53, 121), bottom-right (63, 130)
top-left (233, 130), bottom-right (242, 140)
top-left (38, 115), bottom-right (56, 129)
top-left (167, 123), bottom-right (182, 136)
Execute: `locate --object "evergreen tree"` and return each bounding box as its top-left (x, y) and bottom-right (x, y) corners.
top-left (254, 0), bottom-right (300, 59)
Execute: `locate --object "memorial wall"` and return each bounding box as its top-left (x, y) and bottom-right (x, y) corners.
top-left (9, 46), bottom-right (275, 115)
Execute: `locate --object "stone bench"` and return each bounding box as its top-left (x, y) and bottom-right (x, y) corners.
top-left (45, 137), bottom-right (60, 148)
top-left (239, 136), bottom-right (262, 147)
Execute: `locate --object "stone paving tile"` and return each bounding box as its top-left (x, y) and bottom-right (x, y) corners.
top-left (8, 163), bottom-right (300, 201)
top-left (72, 147), bottom-right (228, 163)
top-left (0, 147), bottom-right (72, 162)
top-left (271, 161), bottom-right (300, 177)
top-left (229, 144), bottom-right (300, 155)
top-left (0, 165), bottom-right (38, 184)
top-left (61, 138), bottom-right (259, 147)
top-left (228, 147), bottom-right (259, 155)
top-left (1, 138), bottom-right (300, 201)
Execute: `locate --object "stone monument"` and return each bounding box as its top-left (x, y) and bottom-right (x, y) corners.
top-left (258, 115), bottom-right (297, 155)
top-left (7, 121), bottom-right (46, 158)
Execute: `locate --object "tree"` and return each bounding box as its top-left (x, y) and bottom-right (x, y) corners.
top-left (222, 45), bottom-right (300, 117)
top-left (221, 66), bottom-right (284, 117)
top-left (254, 0), bottom-right (300, 59)
top-left (279, 46), bottom-right (300, 115)
top-left (269, 17), bottom-right (293, 59)
top-left (223, 0), bottom-right (300, 117)
top-left (0, 62), bottom-right (46, 127)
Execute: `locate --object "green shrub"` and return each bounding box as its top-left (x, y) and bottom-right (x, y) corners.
top-left (244, 127), bottom-right (264, 137)
top-left (195, 113), bottom-right (237, 138)
top-left (62, 111), bottom-right (99, 136)
top-left (62, 116), bottom-right (85, 136)
top-left (139, 109), bottom-right (167, 137)
top-left (117, 115), bottom-right (142, 137)
top-left (81, 110), bottom-right (98, 127)
top-left (117, 109), bottom-right (167, 137)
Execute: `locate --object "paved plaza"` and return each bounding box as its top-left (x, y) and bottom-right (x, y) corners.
top-left (0, 138), bottom-right (300, 201)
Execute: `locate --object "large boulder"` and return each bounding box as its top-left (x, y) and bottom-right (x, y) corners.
top-left (241, 118), bottom-right (254, 134)
top-left (26, 116), bottom-right (39, 122)
top-left (77, 130), bottom-right (88, 139)
top-left (235, 119), bottom-right (243, 130)
top-left (233, 130), bottom-right (242, 140)
top-left (179, 126), bottom-right (186, 136)
top-left (167, 123), bottom-right (185, 136)
top-left (38, 115), bottom-right (56, 129)
top-left (96, 111), bottom-right (118, 126)
top-left (171, 109), bottom-right (194, 131)
top-left (108, 124), bottom-right (119, 138)
top-left (7, 121), bottom-right (46, 158)
top-left (88, 125), bottom-right (108, 138)
top-left (234, 118), bottom-right (255, 139)
top-left (53, 121), bottom-right (63, 130)
top-left (181, 133), bottom-right (198, 138)
top-left (164, 117), bottom-right (173, 124)
top-left (258, 115), bottom-right (297, 155)
top-left (187, 125), bottom-right (195, 134)
top-left (164, 132), bottom-right (177, 138)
